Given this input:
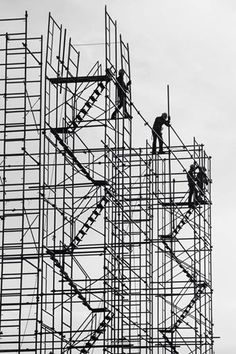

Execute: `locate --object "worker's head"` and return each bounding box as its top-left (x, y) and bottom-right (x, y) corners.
top-left (190, 164), bottom-right (195, 169)
top-left (118, 68), bottom-right (125, 76)
top-left (162, 113), bottom-right (167, 119)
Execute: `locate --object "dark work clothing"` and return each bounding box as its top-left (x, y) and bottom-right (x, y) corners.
top-left (187, 168), bottom-right (195, 186)
top-left (188, 186), bottom-right (196, 207)
top-left (111, 75), bottom-right (130, 119)
top-left (152, 130), bottom-right (163, 154)
top-left (196, 170), bottom-right (208, 190)
top-left (152, 116), bottom-right (170, 154)
top-left (187, 167), bottom-right (197, 207)
top-left (196, 169), bottom-right (208, 201)
top-left (153, 116), bottom-right (169, 132)
top-left (117, 75), bottom-right (128, 99)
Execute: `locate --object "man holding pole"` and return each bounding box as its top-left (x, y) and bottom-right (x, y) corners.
top-left (152, 113), bottom-right (170, 154)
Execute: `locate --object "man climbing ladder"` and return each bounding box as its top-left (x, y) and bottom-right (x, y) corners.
top-left (111, 68), bottom-right (131, 119)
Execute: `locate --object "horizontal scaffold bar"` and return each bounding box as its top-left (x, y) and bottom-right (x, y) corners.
top-left (161, 201), bottom-right (209, 207)
top-left (48, 75), bottom-right (110, 84)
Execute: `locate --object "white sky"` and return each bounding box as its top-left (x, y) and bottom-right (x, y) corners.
top-left (1, 0), bottom-right (236, 353)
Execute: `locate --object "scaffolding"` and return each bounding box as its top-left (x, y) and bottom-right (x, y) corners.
top-left (0, 9), bottom-right (214, 354)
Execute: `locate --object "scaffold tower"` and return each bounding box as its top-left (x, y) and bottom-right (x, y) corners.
top-left (0, 8), bottom-right (214, 354)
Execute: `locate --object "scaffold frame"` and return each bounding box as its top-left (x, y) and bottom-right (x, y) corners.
top-left (0, 8), bottom-right (214, 354)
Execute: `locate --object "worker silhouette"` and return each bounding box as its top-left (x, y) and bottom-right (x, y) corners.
top-left (196, 166), bottom-right (208, 203)
top-left (187, 163), bottom-right (198, 207)
top-left (111, 68), bottom-right (131, 119)
top-left (152, 113), bottom-right (170, 154)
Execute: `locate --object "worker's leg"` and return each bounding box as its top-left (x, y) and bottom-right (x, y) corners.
top-left (158, 133), bottom-right (164, 153)
top-left (111, 99), bottom-right (122, 119)
top-left (122, 95), bottom-right (130, 117)
top-left (197, 185), bottom-right (204, 203)
top-left (193, 186), bottom-right (197, 205)
top-left (195, 182), bottom-right (202, 203)
top-left (188, 185), bottom-right (194, 207)
top-left (152, 133), bottom-right (157, 154)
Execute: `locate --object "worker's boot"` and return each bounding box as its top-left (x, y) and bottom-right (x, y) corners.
top-left (111, 111), bottom-right (116, 119)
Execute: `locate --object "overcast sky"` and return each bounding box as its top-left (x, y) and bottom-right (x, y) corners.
top-left (1, 0), bottom-right (235, 353)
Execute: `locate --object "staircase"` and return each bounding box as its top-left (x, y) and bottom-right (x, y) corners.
top-left (72, 82), bottom-right (106, 128)
top-left (51, 81), bottom-right (106, 134)
top-left (163, 208), bottom-right (193, 239)
top-left (160, 205), bottom-right (206, 348)
top-left (68, 195), bottom-right (109, 251)
top-left (46, 192), bottom-right (109, 312)
top-left (49, 127), bottom-right (107, 186)
top-left (161, 239), bottom-right (195, 283)
top-left (46, 248), bottom-right (93, 311)
top-left (161, 208), bottom-right (195, 282)
top-left (161, 332), bottom-right (179, 354)
top-left (80, 313), bottom-right (113, 353)
top-left (166, 282), bottom-right (207, 332)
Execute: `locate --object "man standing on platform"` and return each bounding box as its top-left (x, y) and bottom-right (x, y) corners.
top-left (196, 166), bottom-right (208, 203)
top-left (187, 163), bottom-right (198, 207)
top-left (152, 113), bottom-right (170, 154)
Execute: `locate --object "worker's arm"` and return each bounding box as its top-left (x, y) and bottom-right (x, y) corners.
top-left (125, 80), bottom-right (131, 90)
top-left (164, 118), bottom-right (171, 127)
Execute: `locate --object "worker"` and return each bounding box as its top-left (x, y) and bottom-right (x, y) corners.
top-left (111, 68), bottom-right (131, 119)
top-left (152, 113), bottom-right (170, 154)
top-left (187, 163), bottom-right (198, 207)
top-left (196, 166), bottom-right (208, 203)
